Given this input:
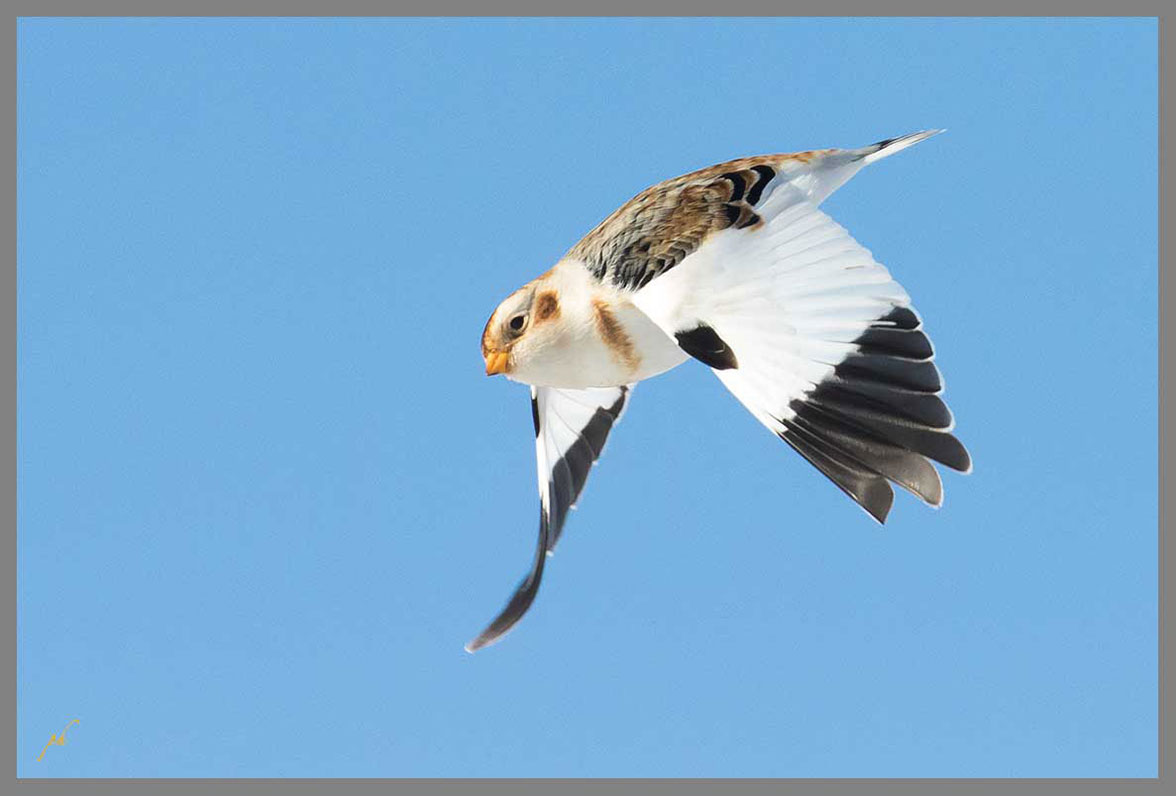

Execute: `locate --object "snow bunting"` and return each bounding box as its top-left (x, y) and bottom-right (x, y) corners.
top-left (469, 130), bottom-right (970, 652)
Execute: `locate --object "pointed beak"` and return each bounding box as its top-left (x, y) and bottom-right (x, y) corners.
top-left (484, 351), bottom-right (510, 376)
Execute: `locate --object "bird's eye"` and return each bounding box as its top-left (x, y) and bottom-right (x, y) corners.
top-left (509, 314), bottom-right (527, 333)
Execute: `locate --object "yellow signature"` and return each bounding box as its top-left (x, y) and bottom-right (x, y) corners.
top-left (37, 719), bottom-right (80, 762)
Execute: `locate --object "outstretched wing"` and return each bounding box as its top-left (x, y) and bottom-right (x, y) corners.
top-left (626, 132), bottom-right (969, 522)
top-left (466, 385), bottom-right (630, 652)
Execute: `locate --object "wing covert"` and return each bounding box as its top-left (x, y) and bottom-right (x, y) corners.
top-left (568, 157), bottom-right (789, 291)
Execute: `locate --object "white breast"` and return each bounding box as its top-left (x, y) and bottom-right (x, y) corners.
top-left (607, 299), bottom-right (690, 383)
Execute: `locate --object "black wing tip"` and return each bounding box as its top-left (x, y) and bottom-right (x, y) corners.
top-left (465, 625), bottom-right (510, 653)
top-left (781, 383), bottom-right (968, 513)
top-left (467, 508), bottom-right (551, 654)
top-left (860, 476), bottom-right (895, 524)
top-left (948, 443), bottom-right (974, 475)
top-left (820, 305), bottom-right (970, 470)
top-left (772, 302), bottom-right (970, 517)
top-left (465, 571), bottom-right (542, 654)
top-left (776, 425), bottom-right (895, 522)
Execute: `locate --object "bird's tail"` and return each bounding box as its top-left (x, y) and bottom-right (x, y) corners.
top-left (794, 129), bottom-right (945, 207)
top-left (856, 129), bottom-right (945, 166)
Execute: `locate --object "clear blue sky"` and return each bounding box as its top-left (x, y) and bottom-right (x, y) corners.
top-left (18, 18), bottom-right (1156, 777)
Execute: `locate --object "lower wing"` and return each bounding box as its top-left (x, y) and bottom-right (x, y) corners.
top-left (466, 385), bottom-right (630, 652)
top-left (633, 182), bottom-right (970, 523)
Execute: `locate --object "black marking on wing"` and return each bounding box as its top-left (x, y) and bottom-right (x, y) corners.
top-left (856, 326), bottom-right (934, 360)
top-left (721, 202), bottom-right (763, 230)
top-left (719, 171), bottom-right (747, 202)
top-left (465, 507), bottom-right (550, 653)
top-left (544, 389), bottom-right (628, 552)
top-left (745, 165), bottom-right (776, 205)
top-left (836, 352), bottom-right (941, 393)
top-left (736, 209), bottom-right (762, 229)
top-left (676, 324), bottom-right (739, 370)
top-left (777, 306), bottom-right (969, 522)
top-left (466, 387), bottom-right (629, 652)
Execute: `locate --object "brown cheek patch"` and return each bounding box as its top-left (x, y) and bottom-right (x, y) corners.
top-left (534, 291), bottom-right (560, 322)
top-left (592, 299), bottom-right (639, 371)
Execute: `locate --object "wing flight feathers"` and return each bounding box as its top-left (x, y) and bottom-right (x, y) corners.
top-left (631, 187), bottom-right (968, 523)
top-left (466, 385), bottom-right (630, 652)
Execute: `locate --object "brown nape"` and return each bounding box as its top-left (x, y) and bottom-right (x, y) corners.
top-left (534, 290), bottom-right (560, 322)
top-left (591, 298), bottom-right (639, 370)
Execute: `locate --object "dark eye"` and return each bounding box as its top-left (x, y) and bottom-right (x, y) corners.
top-left (509, 314), bottom-right (527, 332)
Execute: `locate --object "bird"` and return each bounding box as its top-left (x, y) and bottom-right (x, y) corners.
top-left (468, 130), bottom-right (971, 652)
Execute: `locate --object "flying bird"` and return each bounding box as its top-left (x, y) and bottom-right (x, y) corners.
top-left (468, 130), bottom-right (970, 652)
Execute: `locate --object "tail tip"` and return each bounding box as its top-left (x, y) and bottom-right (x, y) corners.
top-left (861, 129), bottom-right (945, 164)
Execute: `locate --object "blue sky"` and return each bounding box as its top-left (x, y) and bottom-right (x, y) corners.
top-left (18, 18), bottom-right (1156, 777)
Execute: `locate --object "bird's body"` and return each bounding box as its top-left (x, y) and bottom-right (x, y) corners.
top-left (470, 131), bottom-right (970, 652)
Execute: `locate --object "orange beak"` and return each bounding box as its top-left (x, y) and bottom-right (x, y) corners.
top-left (484, 351), bottom-right (510, 376)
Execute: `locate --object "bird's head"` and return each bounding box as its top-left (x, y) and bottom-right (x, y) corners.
top-left (481, 280), bottom-right (564, 379)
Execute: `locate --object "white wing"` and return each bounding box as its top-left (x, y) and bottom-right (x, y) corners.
top-left (633, 165), bottom-right (969, 523)
top-left (466, 385), bottom-right (630, 652)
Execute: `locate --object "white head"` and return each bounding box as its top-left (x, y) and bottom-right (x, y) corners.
top-left (481, 276), bottom-right (579, 384)
top-left (481, 262), bottom-right (675, 387)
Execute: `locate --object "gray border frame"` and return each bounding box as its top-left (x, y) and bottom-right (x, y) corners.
top-left (6, 6), bottom-right (1166, 795)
